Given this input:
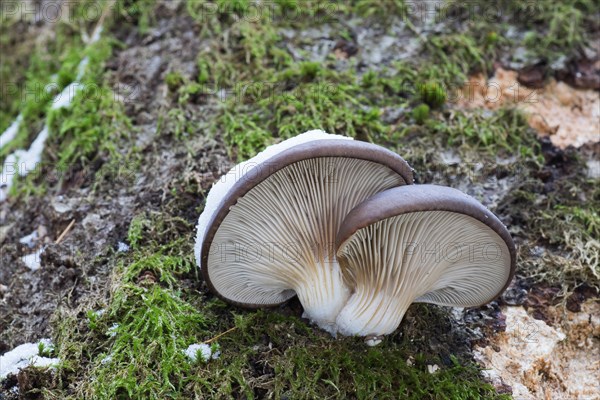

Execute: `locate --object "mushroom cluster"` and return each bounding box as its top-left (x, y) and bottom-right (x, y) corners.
top-left (195, 130), bottom-right (515, 343)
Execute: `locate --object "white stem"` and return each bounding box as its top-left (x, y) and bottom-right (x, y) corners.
top-left (335, 286), bottom-right (413, 337)
top-left (294, 259), bottom-right (350, 336)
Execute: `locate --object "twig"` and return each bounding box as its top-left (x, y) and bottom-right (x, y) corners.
top-left (82, 0), bottom-right (116, 44)
top-left (203, 326), bottom-right (237, 344)
top-left (55, 219), bottom-right (76, 244)
top-left (94, 0), bottom-right (116, 35)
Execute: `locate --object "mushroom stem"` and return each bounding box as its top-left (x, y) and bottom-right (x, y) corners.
top-left (335, 286), bottom-right (412, 337)
top-left (294, 259), bottom-right (350, 336)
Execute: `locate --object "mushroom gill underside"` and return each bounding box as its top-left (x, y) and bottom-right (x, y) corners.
top-left (204, 156), bottom-right (407, 333)
top-left (207, 184), bottom-right (512, 339)
top-left (334, 211), bottom-right (512, 337)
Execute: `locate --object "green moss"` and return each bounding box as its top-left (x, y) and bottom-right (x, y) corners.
top-left (212, 59), bottom-right (430, 160)
top-left (272, 347), bottom-right (504, 399)
top-left (412, 104), bottom-right (430, 124)
top-left (37, 341), bottom-right (56, 359)
top-left (0, 0), bottom-right (130, 152)
top-left (424, 107), bottom-right (542, 158)
top-left (0, 46), bottom-right (81, 161)
top-left (485, 32), bottom-right (500, 46)
top-left (127, 214), bottom-right (152, 250)
top-left (418, 82), bottom-right (447, 109)
top-left (0, 10), bottom-right (82, 135)
top-left (124, 241), bottom-right (193, 287)
top-left (500, 161), bottom-right (600, 293)
top-left (351, 0), bottom-right (407, 21)
top-left (9, 41), bottom-right (129, 199)
top-left (156, 108), bottom-right (193, 140)
top-left (90, 284), bottom-right (209, 399)
top-left (184, 308), bottom-right (507, 399)
top-left (116, 0), bottom-right (159, 33)
top-left (521, 1), bottom-right (598, 62)
top-left (187, 0), bottom-right (334, 31)
top-left (165, 71), bottom-right (186, 92)
top-left (48, 213), bottom-right (209, 399)
top-left (192, 18), bottom-right (285, 87)
top-left (219, 74), bottom-right (386, 160)
top-left (449, 0), bottom-right (599, 64)
top-left (218, 112), bottom-right (274, 159)
top-left (421, 34), bottom-right (486, 88)
top-left (184, 0), bottom-right (556, 162)
top-left (3, 1), bottom-right (133, 201)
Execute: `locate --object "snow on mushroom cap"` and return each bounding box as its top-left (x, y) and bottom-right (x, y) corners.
top-left (194, 130), bottom-right (351, 269)
top-left (334, 184), bottom-right (515, 337)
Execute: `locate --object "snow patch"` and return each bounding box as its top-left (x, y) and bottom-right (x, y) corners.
top-left (587, 159), bottom-right (600, 179)
top-left (427, 364), bottom-right (440, 374)
top-left (107, 323), bottom-right (119, 337)
top-left (91, 309), bottom-right (106, 318)
top-left (76, 57), bottom-right (89, 80)
top-left (0, 339), bottom-right (59, 380)
top-left (184, 343), bottom-right (221, 362)
top-left (117, 242), bottom-right (130, 252)
top-left (51, 82), bottom-right (83, 110)
top-left (1, 127), bottom-right (49, 202)
top-left (0, 115), bottom-right (22, 149)
top-left (19, 230), bottom-right (39, 248)
top-left (21, 245), bottom-right (46, 271)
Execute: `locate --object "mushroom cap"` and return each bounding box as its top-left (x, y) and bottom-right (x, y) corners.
top-left (195, 130), bottom-right (352, 259)
top-left (195, 130), bottom-right (414, 311)
top-left (334, 184), bottom-right (515, 336)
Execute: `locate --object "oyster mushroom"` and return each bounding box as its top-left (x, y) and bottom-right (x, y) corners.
top-left (334, 184), bottom-right (516, 339)
top-left (195, 130), bottom-right (413, 333)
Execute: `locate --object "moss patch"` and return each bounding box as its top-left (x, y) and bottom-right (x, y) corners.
top-left (499, 151), bottom-right (600, 294)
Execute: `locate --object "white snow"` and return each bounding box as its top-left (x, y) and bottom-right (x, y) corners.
top-left (51, 82), bottom-right (84, 110)
top-left (100, 354), bottom-right (112, 365)
top-left (117, 242), bottom-right (130, 252)
top-left (106, 323), bottom-right (119, 337)
top-left (91, 26), bottom-right (103, 43)
top-left (427, 364), bottom-right (440, 374)
top-left (587, 159), bottom-right (600, 179)
top-left (76, 57), bottom-right (89, 80)
top-left (1, 126), bottom-right (49, 203)
top-left (21, 245), bottom-right (46, 271)
top-left (0, 339), bottom-right (59, 380)
top-left (184, 343), bottom-right (220, 362)
top-left (19, 230), bottom-right (39, 248)
top-left (83, 26), bottom-right (103, 46)
top-left (46, 74), bottom-right (58, 93)
top-left (364, 336), bottom-right (382, 346)
top-left (0, 114), bottom-right (22, 149)
top-left (94, 309), bottom-right (106, 317)
top-left (19, 126), bottom-right (49, 172)
top-left (194, 130), bottom-right (352, 269)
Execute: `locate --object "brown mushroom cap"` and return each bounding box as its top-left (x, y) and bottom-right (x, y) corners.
top-left (334, 184), bottom-right (515, 336)
top-left (197, 135), bottom-right (413, 332)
